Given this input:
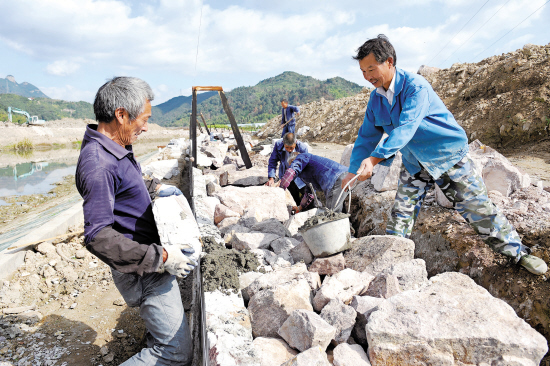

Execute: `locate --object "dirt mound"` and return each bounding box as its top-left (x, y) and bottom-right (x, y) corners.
top-left (259, 42), bottom-right (550, 150)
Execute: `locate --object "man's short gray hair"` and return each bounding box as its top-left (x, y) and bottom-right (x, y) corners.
top-left (283, 132), bottom-right (296, 146)
top-left (94, 76), bottom-right (155, 123)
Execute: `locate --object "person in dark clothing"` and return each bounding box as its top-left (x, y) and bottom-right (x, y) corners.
top-left (76, 76), bottom-right (194, 365)
top-left (279, 152), bottom-right (349, 213)
top-left (280, 99), bottom-right (300, 137)
top-left (266, 132), bottom-right (310, 207)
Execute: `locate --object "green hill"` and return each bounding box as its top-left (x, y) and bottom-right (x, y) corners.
top-left (151, 72), bottom-right (364, 127)
top-left (0, 94), bottom-right (94, 123)
top-left (0, 75), bottom-right (49, 98)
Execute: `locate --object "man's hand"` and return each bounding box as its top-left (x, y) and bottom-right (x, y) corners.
top-left (265, 177), bottom-right (276, 187)
top-left (157, 184), bottom-right (183, 197)
top-left (292, 205), bottom-right (302, 214)
top-left (356, 158), bottom-right (375, 182)
top-left (163, 245), bottom-right (198, 278)
top-left (341, 172), bottom-right (357, 190)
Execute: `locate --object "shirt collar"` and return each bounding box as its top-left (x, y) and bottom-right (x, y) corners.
top-left (375, 69), bottom-right (396, 96)
top-left (84, 124), bottom-right (132, 160)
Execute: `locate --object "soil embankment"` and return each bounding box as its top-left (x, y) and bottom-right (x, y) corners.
top-left (0, 118), bottom-right (187, 150)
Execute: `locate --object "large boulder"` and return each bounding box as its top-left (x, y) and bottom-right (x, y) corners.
top-left (348, 181), bottom-right (395, 237)
top-left (313, 269), bottom-right (374, 312)
top-left (344, 235), bottom-right (415, 276)
top-left (469, 140), bottom-right (530, 196)
top-left (284, 208), bottom-right (319, 237)
top-left (308, 254), bottom-right (346, 275)
top-left (143, 159), bottom-right (180, 180)
top-left (340, 144), bottom-right (354, 167)
top-left (366, 272), bottom-right (548, 365)
top-left (248, 279), bottom-right (313, 338)
top-left (214, 203), bottom-right (240, 225)
top-left (214, 186), bottom-right (290, 223)
top-left (278, 310), bottom-right (336, 352)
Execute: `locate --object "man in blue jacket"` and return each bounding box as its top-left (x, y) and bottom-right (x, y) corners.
top-left (342, 34), bottom-right (546, 275)
top-left (280, 99), bottom-right (300, 137)
top-left (280, 152), bottom-right (349, 213)
top-left (267, 132), bottom-right (309, 206)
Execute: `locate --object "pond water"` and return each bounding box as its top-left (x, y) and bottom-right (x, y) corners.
top-left (0, 161), bottom-right (76, 197)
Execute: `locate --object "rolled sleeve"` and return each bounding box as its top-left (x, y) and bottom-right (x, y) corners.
top-left (268, 148), bottom-right (279, 178)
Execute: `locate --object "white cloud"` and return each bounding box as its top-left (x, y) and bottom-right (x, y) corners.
top-left (46, 60), bottom-right (81, 76)
top-left (39, 85), bottom-right (94, 102)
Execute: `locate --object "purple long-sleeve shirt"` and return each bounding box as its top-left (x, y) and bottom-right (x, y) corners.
top-left (75, 124), bottom-right (163, 275)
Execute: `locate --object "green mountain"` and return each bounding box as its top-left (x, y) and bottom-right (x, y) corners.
top-left (0, 94), bottom-right (94, 123)
top-left (150, 91), bottom-right (218, 126)
top-left (0, 75), bottom-right (49, 98)
top-left (151, 71), bottom-right (364, 127)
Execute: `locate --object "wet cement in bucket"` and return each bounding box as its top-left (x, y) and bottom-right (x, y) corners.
top-left (299, 210), bottom-right (350, 232)
top-left (200, 236), bottom-right (261, 294)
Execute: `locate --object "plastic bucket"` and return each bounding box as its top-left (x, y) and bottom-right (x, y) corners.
top-left (301, 217), bottom-right (351, 258)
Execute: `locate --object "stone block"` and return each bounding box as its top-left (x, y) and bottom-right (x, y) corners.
top-left (320, 299), bottom-right (357, 345)
top-left (344, 235), bottom-right (415, 276)
top-left (227, 167), bottom-right (269, 186)
top-left (196, 151), bottom-right (213, 167)
top-left (217, 217), bottom-right (240, 230)
top-left (243, 263), bottom-right (320, 301)
top-left (271, 237), bottom-right (299, 254)
top-left (339, 144), bottom-right (354, 167)
top-left (469, 140), bottom-right (531, 196)
top-left (333, 344), bottom-right (371, 366)
top-left (366, 272), bottom-right (548, 365)
top-left (308, 253), bottom-right (345, 275)
top-left (350, 296), bottom-right (385, 347)
top-left (313, 269), bottom-right (374, 312)
top-left (289, 241), bottom-right (314, 265)
top-left (278, 309), bottom-right (336, 352)
top-left (384, 259), bottom-right (428, 292)
top-left (248, 279), bottom-right (313, 338)
top-left (214, 204), bottom-right (240, 226)
top-left (252, 337), bottom-right (298, 366)
top-left (251, 218), bottom-right (291, 237)
top-left (229, 232), bottom-right (280, 251)
top-left (214, 186), bottom-right (289, 223)
top-left (206, 181), bottom-right (222, 196)
top-left (364, 273), bottom-right (401, 299)
top-left (280, 346), bottom-right (331, 366)
top-left (434, 184), bottom-right (453, 208)
top-left (371, 152), bottom-right (401, 192)
top-left (152, 196), bottom-right (201, 263)
top-left (142, 159), bottom-right (179, 180)
top-left (205, 290), bottom-right (260, 366)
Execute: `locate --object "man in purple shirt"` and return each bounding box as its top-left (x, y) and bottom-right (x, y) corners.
top-left (76, 77), bottom-right (195, 365)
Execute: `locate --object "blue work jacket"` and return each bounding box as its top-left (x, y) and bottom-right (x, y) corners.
top-left (349, 67), bottom-right (468, 179)
top-left (268, 139), bottom-right (308, 188)
top-left (281, 105), bottom-right (300, 127)
top-left (290, 153), bottom-right (348, 195)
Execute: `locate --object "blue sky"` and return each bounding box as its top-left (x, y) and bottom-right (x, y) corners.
top-left (0, 0), bottom-right (548, 105)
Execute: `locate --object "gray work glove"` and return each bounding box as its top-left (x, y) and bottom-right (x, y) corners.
top-left (162, 245), bottom-right (198, 278)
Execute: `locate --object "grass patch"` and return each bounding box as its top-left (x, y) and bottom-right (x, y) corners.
top-left (4, 138), bottom-right (34, 151)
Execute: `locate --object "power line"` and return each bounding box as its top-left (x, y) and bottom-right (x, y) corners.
top-left (439, 0), bottom-right (511, 67)
top-left (426, 0), bottom-right (491, 66)
top-left (194, 0), bottom-right (204, 75)
top-left (470, 0), bottom-right (550, 62)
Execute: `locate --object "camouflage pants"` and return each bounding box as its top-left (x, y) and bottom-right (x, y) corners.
top-left (386, 154), bottom-right (528, 262)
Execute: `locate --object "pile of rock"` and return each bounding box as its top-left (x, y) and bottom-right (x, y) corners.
top-left (170, 137), bottom-right (548, 364)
